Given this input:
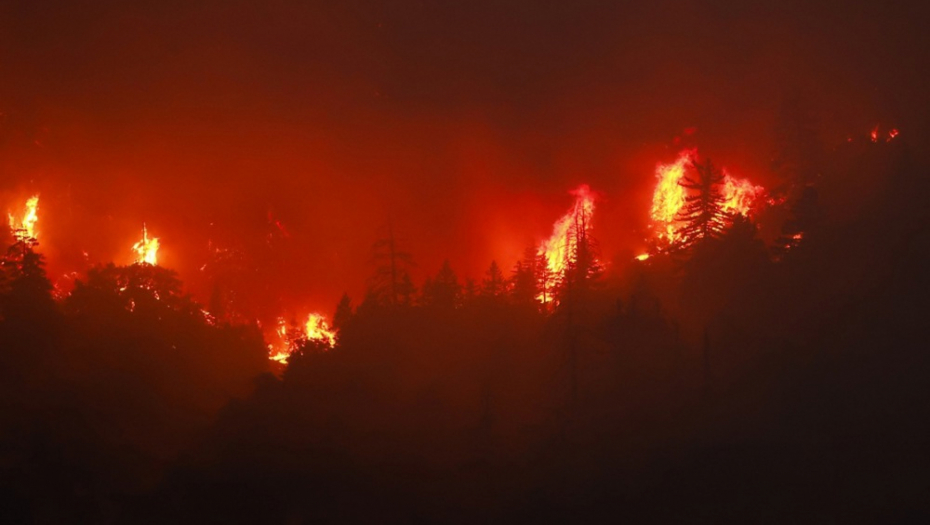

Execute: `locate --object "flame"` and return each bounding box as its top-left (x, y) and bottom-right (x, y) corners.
top-left (269, 313), bottom-right (337, 363)
top-left (8, 195), bottom-right (39, 242)
top-left (650, 149), bottom-right (695, 245)
top-left (132, 224), bottom-right (160, 265)
top-left (648, 150), bottom-right (764, 247)
top-left (305, 313), bottom-right (337, 347)
top-left (538, 184), bottom-right (596, 279)
top-left (887, 128), bottom-right (899, 141)
top-left (721, 172), bottom-right (764, 217)
top-left (635, 253), bottom-right (650, 261)
top-left (870, 125), bottom-right (879, 143)
top-left (268, 317), bottom-right (290, 363)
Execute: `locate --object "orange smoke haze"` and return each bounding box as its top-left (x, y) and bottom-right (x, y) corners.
top-left (1, 0), bottom-right (924, 331)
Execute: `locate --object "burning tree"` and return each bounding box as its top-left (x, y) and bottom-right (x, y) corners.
top-left (538, 185), bottom-right (600, 305)
top-left (132, 224), bottom-right (160, 265)
top-left (8, 195), bottom-right (39, 246)
top-left (555, 201), bottom-right (602, 305)
top-left (674, 158), bottom-right (730, 248)
top-left (649, 151), bottom-right (764, 254)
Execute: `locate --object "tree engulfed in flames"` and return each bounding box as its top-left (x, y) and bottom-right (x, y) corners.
top-left (269, 313), bottom-right (337, 364)
top-left (534, 184), bottom-right (597, 303)
top-left (132, 224), bottom-right (160, 265)
top-left (650, 149), bottom-right (695, 244)
top-left (538, 184), bottom-right (596, 278)
top-left (649, 150), bottom-right (764, 248)
top-left (8, 195), bottom-right (39, 243)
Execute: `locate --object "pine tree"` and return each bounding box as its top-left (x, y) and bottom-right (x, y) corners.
top-left (675, 158), bottom-right (729, 248)
top-left (332, 293), bottom-right (353, 332)
top-left (535, 251), bottom-right (555, 304)
top-left (556, 206), bottom-right (602, 304)
top-left (368, 224), bottom-right (414, 306)
top-left (397, 272), bottom-right (417, 307)
top-left (422, 260), bottom-right (461, 309)
top-left (481, 260), bottom-right (506, 301)
top-left (509, 257), bottom-right (537, 306)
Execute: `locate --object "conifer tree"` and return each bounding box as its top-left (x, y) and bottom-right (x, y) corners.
top-left (481, 260), bottom-right (506, 300)
top-left (332, 293), bottom-right (353, 332)
top-left (369, 225), bottom-right (414, 306)
top-left (675, 158), bottom-right (729, 247)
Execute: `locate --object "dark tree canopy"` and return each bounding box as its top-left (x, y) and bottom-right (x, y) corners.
top-left (675, 158), bottom-right (729, 248)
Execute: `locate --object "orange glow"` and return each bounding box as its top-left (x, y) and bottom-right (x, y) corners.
top-left (887, 128), bottom-right (899, 141)
top-left (870, 125), bottom-right (879, 142)
top-left (132, 224), bottom-right (160, 265)
top-left (648, 150), bottom-right (764, 248)
top-left (8, 195), bottom-right (39, 243)
top-left (650, 149), bottom-right (695, 245)
top-left (721, 172), bottom-right (764, 217)
top-left (635, 253), bottom-right (650, 261)
top-left (537, 184), bottom-right (595, 294)
top-left (305, 313), bottom-right (337, 347)
top-left (269, 313), bottom-right (337, 363)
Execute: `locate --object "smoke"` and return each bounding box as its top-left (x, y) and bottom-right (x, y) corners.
top-left (1, 0), bottom-right (927, 314)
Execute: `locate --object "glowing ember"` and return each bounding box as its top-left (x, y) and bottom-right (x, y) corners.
top-left (269, 313), bottom-right (337, 363)
top-left (650, 149), bottom-right (695, 245)
top-left (870, 125), bottom-right (879, 142)
top-left (538, 184), bottom-right (596, 283)
top-left (721, 172), bottom-right (765, 217)
top-left (635, 253), bottom-right (650, 261)
top-left (132, 224), bottom-right (160, 265)
top-left (887, 128), bottom-right (899, 141)
top-left (8, 195), bottom-right (39, 243)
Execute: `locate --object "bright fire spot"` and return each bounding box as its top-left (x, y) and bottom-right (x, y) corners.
top-left (648, 150), bottom-right (764, 247)
top-left (305, 314), bottom-right (337, 347)
top-left (650, 149), bottom-right (695, 245)
top-left (635, 253), bottom-right (650, 261)
top-left (132, 224), bottom-right (160, 265)
top-left (8, 195), bottom-right (39, 242)
top-left (269, 313), bottom-right (337, 363)
top-left (870, 125), bottom-right (879, 142)
top-left (538, 184), bottom-right (596, 281)
top-left (887, 128), bottom-right (899, 141)
top-left (721, 172), bottom-right (765, 217)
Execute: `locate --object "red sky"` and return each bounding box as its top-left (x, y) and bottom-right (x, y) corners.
top-left (2, 0), bottom-right (928, 317)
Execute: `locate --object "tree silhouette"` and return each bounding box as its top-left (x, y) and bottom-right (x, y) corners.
top-left (481, 260), bottom-right (506, 301)
top-left (775, 185), bottom-right (821, 255)
top-left (332, 293), bottom-right (353, 332)
top-left (369, 225), bottom-right (415, 307)
top-left (555, 206), bottom-right (602, 305)
top-left (675, 158), bottom-right (729, 248)
top-left (510, 256), bottom-right (538, 306)
top-left (422, 260), bottom-right (461, 309)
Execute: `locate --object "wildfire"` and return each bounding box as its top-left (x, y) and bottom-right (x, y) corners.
top-left (650, 149), bottom-right (695, 244)
top-left (269, 313), bottom-right (337, 363)
top-left (648, 150), bottom-right (764, 247)
top-left (132, 224), bottom-right (160, 265)
top-left (721, 172), bottom-right (764, 217)
top-left (8, 195), bottom-right (39, 242)
top-left (538, 184), bottom-right (596, 278)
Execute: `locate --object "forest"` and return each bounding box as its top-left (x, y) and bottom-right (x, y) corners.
top-left (2, 126), bottom-right (928, 522)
